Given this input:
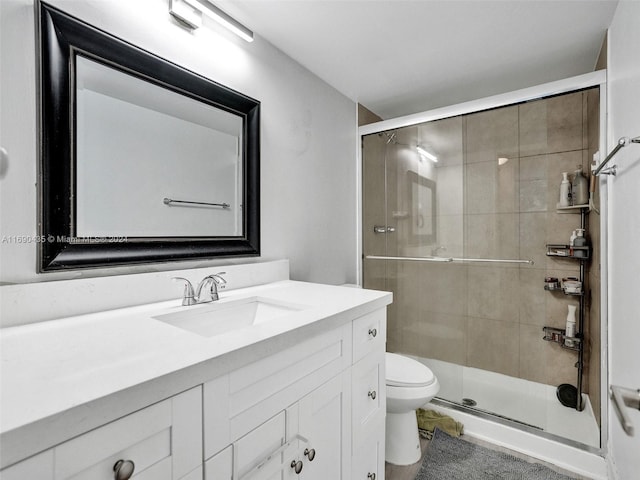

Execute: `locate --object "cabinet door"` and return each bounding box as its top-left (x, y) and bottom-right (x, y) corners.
top-left (205, 446), bottom-right (232, 480)
top-left (352, 351), bottom-right (385, 447)
top-left (234, 412), bottom-right (286, 480)
top-left (352, 417), bottom-right (384, 480)
top-left (59, 387), bottom-right (200, 480)
top-left (287, 374), bottom-right (347, 480)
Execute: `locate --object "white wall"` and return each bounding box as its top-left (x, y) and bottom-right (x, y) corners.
top-left (606, 1), bottom-right (640, 478)
top-left (77, 88), bottom-right (241, 237)
top-left (0, 0), bottom-right (357, 286)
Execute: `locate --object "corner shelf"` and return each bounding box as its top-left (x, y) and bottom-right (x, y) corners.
top-left (542, 326), bottom-right (581, 352)
top-left (544, 285), bottom-right (584, 296)
top-left (545, 244), bottom-right (590, 260)
top-left (555, 203), bottom-right (591, 214)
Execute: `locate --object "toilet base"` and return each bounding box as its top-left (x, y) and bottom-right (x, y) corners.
top-left (385, 411), bottom-right (422, 466)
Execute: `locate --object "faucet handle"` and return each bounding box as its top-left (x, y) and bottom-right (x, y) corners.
top-left (172, 277), bottom-right (196, 306)
top-left (213, 272), bottom-right (227, 289)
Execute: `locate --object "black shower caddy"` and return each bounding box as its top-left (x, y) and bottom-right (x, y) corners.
top-left (542, 205), bottom-right (590, 411)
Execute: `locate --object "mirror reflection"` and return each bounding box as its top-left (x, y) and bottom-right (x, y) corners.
top-left (75, 55), bottom-right (244, 238)
top-left (408, 171), bottom-right (436, 245)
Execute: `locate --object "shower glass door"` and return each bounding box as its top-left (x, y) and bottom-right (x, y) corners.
top-left (362, 116), bottom-right (466, 406)
top-left (361, 88), bottom-right (601, 448)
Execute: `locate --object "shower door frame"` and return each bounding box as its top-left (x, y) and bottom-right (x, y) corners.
top-left (356, 69), bottom-right (609, 455)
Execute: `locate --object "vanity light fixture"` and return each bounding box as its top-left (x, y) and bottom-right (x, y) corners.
top-left (170, 0), bottom-right (254, 42)
top-left (416, 145), bottom-right (438, 163)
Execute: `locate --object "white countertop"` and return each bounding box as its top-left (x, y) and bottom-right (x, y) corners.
top-left (0, 280), bottom-right (391, 468)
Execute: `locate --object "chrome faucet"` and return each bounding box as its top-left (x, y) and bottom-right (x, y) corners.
top-left (173, 272), bottom-right (227, 306)
top-left (200, 272), bottom-right (227, 301)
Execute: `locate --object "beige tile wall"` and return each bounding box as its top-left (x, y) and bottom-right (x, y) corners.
top-left (358, 103), bottom-right (382, 126)
top-left (362, 89), bottom-right (600, 417)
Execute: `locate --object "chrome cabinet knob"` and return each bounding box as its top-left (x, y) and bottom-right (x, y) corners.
top-left (291, 460), bottom-right (303, 474)
top-left (367, 473), bottom-right (376, 480)
top-left (368, 328), bottom-right (377, 338)
top-left (304, 448), bottom-right (316, 461)
top-left (368, 390), bottom-right (377, 400)
top-left (113, 460), bottom-right (135, 480)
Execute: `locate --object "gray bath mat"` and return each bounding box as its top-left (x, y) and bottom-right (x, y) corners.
top-left (415, 429), bottom-right (578, 480)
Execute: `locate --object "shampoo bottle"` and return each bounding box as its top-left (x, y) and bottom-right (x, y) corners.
top-left (559, 172), bottom-right (571, 207)
top-left (572, 165), bottom-right (589, 205)
top-left (565, 305), bottom-right (577, 347)
top-left (574, 228), bottom-right (587, 257)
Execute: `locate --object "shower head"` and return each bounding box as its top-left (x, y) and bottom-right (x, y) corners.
top-left (379, 131), bottom-right (397, 144)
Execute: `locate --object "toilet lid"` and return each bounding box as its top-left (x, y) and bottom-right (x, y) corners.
top-left (386, 352), bottom-right (435, 387)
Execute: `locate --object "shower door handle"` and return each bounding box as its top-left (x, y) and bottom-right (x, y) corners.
top-left (373, 226), bottom-right (395, 234)
top-left (610, 385), bottom-right (640, 436)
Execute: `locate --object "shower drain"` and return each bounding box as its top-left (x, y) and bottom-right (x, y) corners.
top-left (461, 398), bottom-right (477, 407)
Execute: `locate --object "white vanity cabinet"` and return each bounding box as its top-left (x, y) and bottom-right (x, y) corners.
top-left (0, 386), bottom-right (202, 480)
top-left (1, 286), bottom-right (389, 480)
top-left (203, 308), bottom-right (387, 480)
top-left (285, 373), bottom-right (349, 480)
top-left (202, 323), bottom-right (352, 480)
top-left (350, 309), bottom-right (386, 480)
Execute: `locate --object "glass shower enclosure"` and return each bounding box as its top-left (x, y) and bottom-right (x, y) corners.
top-left (361, 87), bottom-right (602, 448)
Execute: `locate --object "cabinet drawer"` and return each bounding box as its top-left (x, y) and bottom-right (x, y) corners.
top-left (2, 387), bottom-right (202, 480)
top-left (204, 325), bottom-right (351, 457)
top-left (352, 309), bottom-right (386, 363)
top-left (0, 451), bottom-right (53, 480)
top-left (234, 412), bottom-right (286, 479)
top-left (352, 351), bottom-right (385, 447)
top-left (352, 418), bottom-right (384, 480)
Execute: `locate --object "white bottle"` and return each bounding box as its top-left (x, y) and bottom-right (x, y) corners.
top-left (559, 172), bottom-right (571, 207)
top-left (569, 229), bottom-right (577, 248)
top-left (565, 305), bottom-right (577, 347)
top-left (568, 229), bottom-right (576, 256)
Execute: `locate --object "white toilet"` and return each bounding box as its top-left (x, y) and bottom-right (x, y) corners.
top-left (385, 352), bottom-right (440, 465)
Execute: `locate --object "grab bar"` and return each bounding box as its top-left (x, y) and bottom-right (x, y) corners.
top-left (365, 255), bottom-right (533, 265)
top-left (163, 197), bottom-right (230, 208)
top-left (610, 385), bottom-right (640, 437)
top-left (593, 136), bottom-right (640, 176)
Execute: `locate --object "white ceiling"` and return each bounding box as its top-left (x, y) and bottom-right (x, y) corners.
top-left (220, 0), bottom-right (617, 119)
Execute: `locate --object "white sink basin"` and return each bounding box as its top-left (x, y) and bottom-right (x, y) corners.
top-left (153, 297), bottom-right (307, 337)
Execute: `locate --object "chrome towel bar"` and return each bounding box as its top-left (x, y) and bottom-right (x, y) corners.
top-left (365, 255), bottom-right (453, 263)
top-left (163, 197), bottom-right (230, 208)
top-left (365, 255), bottom-right (533, 265)
top-left (610, 385), bottom-right (640, 437)
top-left (593, 136), bottom-right (640, 176)
top-left (450, 257), bottom-right (534, 265)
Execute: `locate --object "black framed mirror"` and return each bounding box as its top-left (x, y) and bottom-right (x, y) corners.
top-left (37, 1), bottom-right (260, 271)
